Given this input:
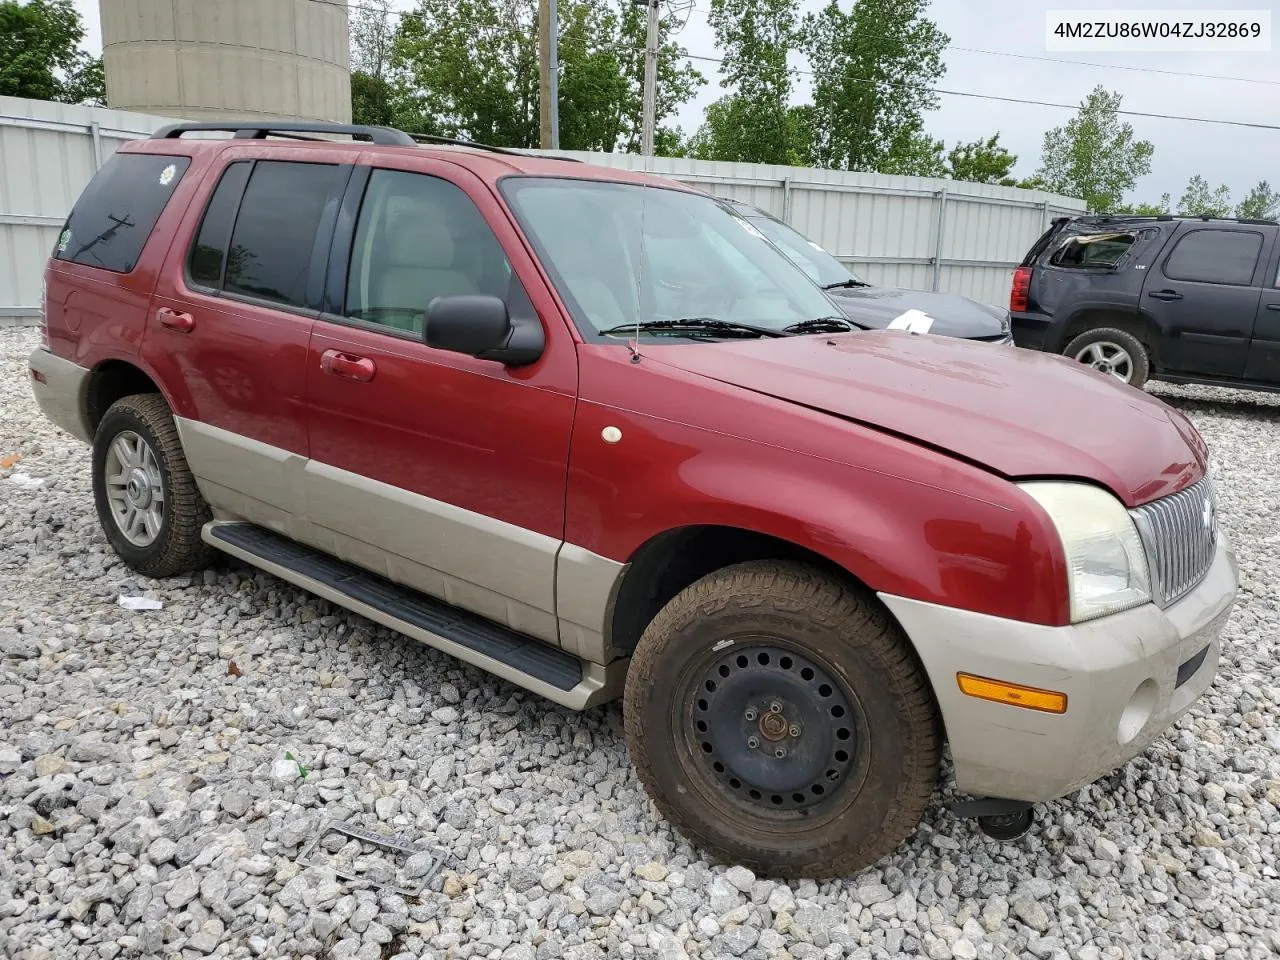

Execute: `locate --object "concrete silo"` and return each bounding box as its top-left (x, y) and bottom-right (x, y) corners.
top-left (100, 0), bottom-right (352, 123)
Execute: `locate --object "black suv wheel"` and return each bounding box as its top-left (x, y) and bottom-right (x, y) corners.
top-left (1062, 327), bottom-right (1150, 389)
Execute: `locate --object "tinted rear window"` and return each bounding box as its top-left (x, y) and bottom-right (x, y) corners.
top-left (222, 160), bottom-right (344, 309)
top-left (188, 161), bottom-right (253, 288)
top-left (54, 153), bottom-right (191, 273)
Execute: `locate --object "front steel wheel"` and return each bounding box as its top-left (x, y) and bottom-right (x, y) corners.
top-left (624, 561), bottom-right (941, 879)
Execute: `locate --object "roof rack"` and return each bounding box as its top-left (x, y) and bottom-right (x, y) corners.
top-left (150, 122), bottom-right (583, 162)
top-left (1077, 212), bottom-right (1278, 227)
top-left (152, 121), bottom-right (417, 146)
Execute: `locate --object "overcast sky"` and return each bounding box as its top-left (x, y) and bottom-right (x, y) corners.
top-left (72, 0), bottom-right (1279, 207)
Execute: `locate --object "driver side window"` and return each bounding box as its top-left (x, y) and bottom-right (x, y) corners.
top-left (346, 169), bottom-right (514, 336)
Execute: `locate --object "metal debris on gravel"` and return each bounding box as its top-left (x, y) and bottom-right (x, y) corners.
top-left (1, 326), bottom-right (1278, 960)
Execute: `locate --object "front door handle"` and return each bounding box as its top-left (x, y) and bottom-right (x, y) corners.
top-left (1266, 303), bottom-right (1280, 312)
top-left (157, 307), bottom-right (195, 332)
top-left (320, 349), bottom-right (376, 382)
top-left (1148, 289), bottom-right (1184, 302)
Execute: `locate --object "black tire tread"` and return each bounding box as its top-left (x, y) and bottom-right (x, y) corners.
top-left (1063, 326), bottom-right (1150, 389)
top-left (623, 560), bottom-right (941, 879)
top-left (93, 393), bottom-right (215, 579)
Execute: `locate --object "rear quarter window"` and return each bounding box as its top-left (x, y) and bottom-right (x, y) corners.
top-left (54, 153), bottom-right (191, 274)
top-left (1049, 232), bottom-right (1136, 269)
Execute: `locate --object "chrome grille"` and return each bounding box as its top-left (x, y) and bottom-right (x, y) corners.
top-left (1130, 475), bottom-right (1217, 608)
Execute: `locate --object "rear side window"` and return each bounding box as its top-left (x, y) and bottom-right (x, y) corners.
top-left (187, 160), bottom-right (344, 309)
top-left (1164, 229), bottom-right (1263, 285)
top-left (54, 153), bottom-right (191, 273)
top-left (1049, 232), bottom-right (1136, 269)
top-left (188, 162), bottom-right (253, 288)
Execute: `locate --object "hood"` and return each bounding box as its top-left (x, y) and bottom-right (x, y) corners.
top-left (648, 331), bottom-right (1205, 507)
top-left (826, 285), bottom-right (1009, 340)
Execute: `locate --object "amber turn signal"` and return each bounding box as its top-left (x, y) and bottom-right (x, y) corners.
top-left (956, 673), bottom-right (1068, 714)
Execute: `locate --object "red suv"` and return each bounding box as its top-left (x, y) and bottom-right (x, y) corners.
top-left (29, 122), bottom-right (1238, 878)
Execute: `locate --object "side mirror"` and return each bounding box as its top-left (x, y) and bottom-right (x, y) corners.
top-left (423, 294), bottom-right (544, 366)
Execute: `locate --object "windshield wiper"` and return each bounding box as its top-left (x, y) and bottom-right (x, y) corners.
top-left (783, 316), bottom-right (868, 334)
top-left (598, 318), bottom-right (788, 339)
top-left (822, 278), bottom-right (870, 289)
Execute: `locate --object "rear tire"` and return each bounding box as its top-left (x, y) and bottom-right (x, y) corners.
top-left (92, 394), bottom-right (215, 579)
top-left (1063, 327), bottom-right (1150, 389)
top-left (623, 560), bottom-right (941, 879)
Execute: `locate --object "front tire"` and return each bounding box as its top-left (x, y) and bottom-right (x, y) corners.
top-left (1063, 327), bottom-right (1150, 388)
top-left (92, 394), bottom-right (215, 579)
top-left (623, 561), bottom-right (941, 879)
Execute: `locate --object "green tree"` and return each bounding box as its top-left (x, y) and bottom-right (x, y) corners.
top-left (1236, 180), bottom-right (1280, 220)
top-left (689, 0), bottom-right (798, 163)
top-left (1032, 86), bottom-right (1154, 212)
top-left (1113, 194), bottom-right (1171, 216)
top-left (799, 0), bottom-right (948, 173)
top-left (392, 0), bottom-right (700, 152)
top-left (945, 133), bottom-right (1017, 185)
top-left (1177, 175), bottom-right (1233, 218)
top-left (0, 0), bottom-right (103, 104)
top-left (349, 0), bottom-right (403, 126)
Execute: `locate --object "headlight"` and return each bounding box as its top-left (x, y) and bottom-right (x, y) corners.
top-left (1020, 482), bottom-right (1151, 623)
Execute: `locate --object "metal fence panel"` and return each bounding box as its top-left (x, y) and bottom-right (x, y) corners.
top-left (0, 96), bottom-right (1086, 320)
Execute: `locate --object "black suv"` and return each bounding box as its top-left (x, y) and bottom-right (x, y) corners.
top-left (1010, 215), bottom-right (1280, 391)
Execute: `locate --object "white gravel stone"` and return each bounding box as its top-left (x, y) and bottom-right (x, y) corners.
top-left (3, 328), bottom-right (1279, 958)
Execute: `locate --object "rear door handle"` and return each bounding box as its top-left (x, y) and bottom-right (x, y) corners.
top-left (157, 307), bottom-right (195, 332)
top-left (1266, 303), bottom-right (1280, 311)
top-left (320, 349), bottom-right (376, 382)
top-left (1148, 290), bottom-right (1183, 302)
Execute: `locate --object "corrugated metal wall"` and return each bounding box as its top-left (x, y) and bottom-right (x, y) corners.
top-left (0, 97), bottom-right (178, 320)
top-left (0, 96), bottom-right (1086, 320)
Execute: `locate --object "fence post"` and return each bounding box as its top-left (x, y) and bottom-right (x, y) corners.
top-left (89, 121), bottom-right (103, 170)
top-left (932, 188), bottom-right (948, 292)
top-left (1040, 199), bottom-right (1051, 230)
top-left (782, 176), bottom-right (793, 223)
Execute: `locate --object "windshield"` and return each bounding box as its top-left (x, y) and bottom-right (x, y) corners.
top-left (501, 178), bottom-right (841, 338)
top-left (741, 211), bottom-right (866, 288)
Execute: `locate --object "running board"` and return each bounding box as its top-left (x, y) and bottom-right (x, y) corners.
top-left (202, 521), bottom-right (626, 710)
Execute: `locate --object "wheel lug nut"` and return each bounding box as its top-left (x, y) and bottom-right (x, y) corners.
top-left (774, 748), bottom-right (786, 759)
top-left (744, 709), bottom-right (757, 721)
top-left (768, 702), bottom-right (782, 714)
top-left (746, 736), bottom-right (759, 749)
top-left (788, 725), bottom-right (801, 738)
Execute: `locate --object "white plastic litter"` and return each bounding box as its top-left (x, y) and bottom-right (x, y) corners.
top-left (117, 596), bottom-right (163, 611)
top-left (5, 473), bottom-right (45, 488)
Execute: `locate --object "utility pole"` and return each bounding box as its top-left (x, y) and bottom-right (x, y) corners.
top-left (549, 0), bottom-right (560, 149)
top-left (640, 0), bottom-right (660, 156)
top-left (538, 0), bottom-right (554, 149)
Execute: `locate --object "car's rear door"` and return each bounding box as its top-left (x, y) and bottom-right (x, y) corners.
top-left (1243, 229), bottom-right (1280, 385)
top-left (144, 145), bottom-right (354, 533)
top-left (300, 155), bottom-right (579, 646)
top-left (1140, 224), bottom-right (1272, 378)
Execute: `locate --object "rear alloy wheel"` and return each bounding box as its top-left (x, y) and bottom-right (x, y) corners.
top-left (624, 561), bottom-right (941, 879)
top-left (92, 394), bottom-right (215, 579)
top-left (1063, 327), bottom-right (1150, 388)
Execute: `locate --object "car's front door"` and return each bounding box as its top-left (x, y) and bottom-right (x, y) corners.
top-left (1141, 225), bottom-right (1271, 378)
top-left (301, 158), bottom-right (579, 645)
top-left (1243, 234), bottom-right (1280, 385)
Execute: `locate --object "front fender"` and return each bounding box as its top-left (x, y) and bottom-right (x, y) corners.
top-left (568, 350), bottom-right (1069, 626)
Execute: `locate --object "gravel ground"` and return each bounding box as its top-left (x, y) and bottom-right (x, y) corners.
top-left (2, 324), bottom-right (1278, 960)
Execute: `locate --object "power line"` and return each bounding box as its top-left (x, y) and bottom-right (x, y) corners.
top-left (675, 51), bottom-right (1280, 133)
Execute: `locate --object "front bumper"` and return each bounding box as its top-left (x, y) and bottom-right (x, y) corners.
top-left (879, 535), bottom-right (1237, 803)
top-left (28, 347), bottom-right (92, 444)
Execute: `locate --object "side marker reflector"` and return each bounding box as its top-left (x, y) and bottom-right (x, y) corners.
top-left (957, 673), bottom-right (1067, 714)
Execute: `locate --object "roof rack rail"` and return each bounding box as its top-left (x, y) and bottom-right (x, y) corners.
top-left (406, 132), bottom-right (583, 162)
top-left (151, 121), bottom-right (417, 147)
top-left (1081, 212), bottom-right (1279, 227)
